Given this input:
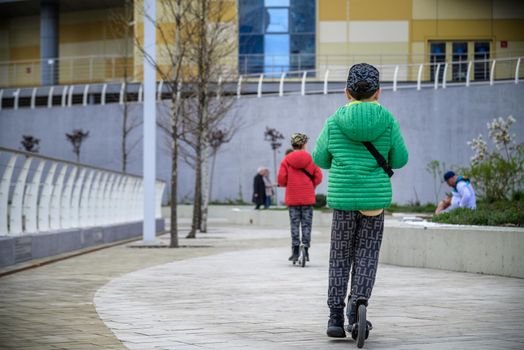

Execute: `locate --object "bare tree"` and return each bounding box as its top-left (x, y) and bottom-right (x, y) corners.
top-left (184, 0), bottom-right (237, 238)
top-left (20, 135), bottom-right (40, 153)
top-left (264, 127), bottom-right (284, 204)
top-left (200, 124), bottom-right (237, 233)
top-left (134, 0), bottom-right (198, 248)
top-left (134, 0), bottom-right (236, 241)
top-left (111, 1), bottom-right (142, 173)
top-left (66, 129), bottom-right (89, 163)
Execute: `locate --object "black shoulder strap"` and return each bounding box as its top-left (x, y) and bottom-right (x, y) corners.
top-left (301, 169), bottom-right (315, 182)
top-left (362, 141), bottom-right (394, 178)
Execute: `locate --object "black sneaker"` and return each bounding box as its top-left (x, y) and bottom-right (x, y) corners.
top-left (288, 245), bottom-right (299, 261)
top-left (304, 247), bottom-right (309, 262)
top-left (326, 313), bottom-right (346, 338)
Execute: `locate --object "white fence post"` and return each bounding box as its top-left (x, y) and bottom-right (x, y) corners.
top-left (61, 86), bottom-right (68, 107)
top-left (119, 82), bottom-right (125, 105)
top-left (393, 65), bottom-right (400, 92)
top-left (47, 86), bottom-right (54, 108)
top-left (279, 72), bottom-right (286, 97)
top-left (138, 83), bottom-right (143, 103)
top-left (257, 74), bottom-right (264, 98)
top-left (79, 170), bottom-right (94, 227)
top-left (68, 85), bottom-right (74, 107)
top-left (101, 174), bottom-right (114, 224)
top-left (0, 155), bottom-right (18, 235)
top-left (301, 71), bottom-right (307, 96)
top-left (323, 70), bottom-right (329, 95)
top-left (101, 84), bottom-right (107, 105)
top-left (108, 175), bottom-right (121, 224)
top-left (434, 63), bottom-right (441, 90)
top-left (237, 75), bottom-right (242, 99)
top-left (71, 168), bottom-right (86, 228)
top-left (216, 76), bottom-right (222, 101)
top-left (0, 89), bottom-right (3, 111)
top-left (466, 61), bottom-right (473, 87)
top-left (416, 64), bottom-right (423, 91)
top-left (60, 166), bottom-right (77, 229)
top-left (13, 89), bottom-right (20, 110)
top-left (30, 87), bottom-right (37, 109)
top-left (490, 60), bottom-right (496, 86)
top-left (82, 85), bottom-right (89, 106)
top-left (442, 63), bottom-right (449, 89)
top-left (38, 162), bottom-right (57, 232)
top-left (49, 164), bottom-right (67, 230)
top-left (9, 157), bottom-right (32, 234)
top-left (86, 171), bottom-right (100, 227)
top-left (515, 57), bottom-right (521, 84)
top-left (24, 160), bottom-right (45, 233)
top-left (94, 173), bottom-right (107, 226)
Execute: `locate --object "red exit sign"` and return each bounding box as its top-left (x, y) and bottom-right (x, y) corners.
top-left (501, 40), bottom-right (508, 48)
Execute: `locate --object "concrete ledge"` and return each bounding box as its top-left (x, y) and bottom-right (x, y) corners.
top-left (380, 223), bottom-right (524, 278)
top-left (171, 206), bottom-right (524, 278)
top-left (0, 219), bottom-right (165, 268)
top-left (170, 205), bottom-right (334, 227)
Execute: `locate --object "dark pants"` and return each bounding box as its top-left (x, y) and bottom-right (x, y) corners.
top-left (327, 210), bottom-right (384, 321)
top-left (288, 205), bottom-right (313, 247)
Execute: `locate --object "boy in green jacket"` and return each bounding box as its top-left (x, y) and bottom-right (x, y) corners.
top-left (312, 63), bottom-right (408, 338)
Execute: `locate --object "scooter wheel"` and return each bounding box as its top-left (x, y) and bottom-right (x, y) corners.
top-left (356, 305), bottom-right (367, 348)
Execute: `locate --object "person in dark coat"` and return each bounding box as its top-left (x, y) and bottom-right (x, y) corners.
top-left (252, 167), bottom-right (267, 209)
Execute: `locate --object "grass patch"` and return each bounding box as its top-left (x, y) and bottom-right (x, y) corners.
top-left (432, 200), bottom-right (524, 227)
top-left (386, 203), bottom-right (436, 213)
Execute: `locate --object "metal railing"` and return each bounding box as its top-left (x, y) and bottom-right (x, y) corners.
top-left (0, 147), bottom-right (165, 236)
top-left (2, 51), bottom-right (524, 88)
top-left (0, 56), bottom-right (522, 110)
top-left (236, 56), bottom-right (522, 97)
top-left (0, 55), bottom-right (134, 88)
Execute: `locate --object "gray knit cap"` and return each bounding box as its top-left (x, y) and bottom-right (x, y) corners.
top-left (346, 63), bottom-right (380, 93)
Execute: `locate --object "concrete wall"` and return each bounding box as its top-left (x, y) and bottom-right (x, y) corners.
top-left (0, 218), bottom-right (165, 268)
top-left (1, 83), bottom-right (523, 205)
top-left (380, 223), bottom-right (524, 279)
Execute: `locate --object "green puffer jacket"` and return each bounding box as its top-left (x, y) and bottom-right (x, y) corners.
top-left (312, 101), bottom-right (408, 210)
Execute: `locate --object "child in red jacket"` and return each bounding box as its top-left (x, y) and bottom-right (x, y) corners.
top-left (278, 133), bottom-right (323, 262)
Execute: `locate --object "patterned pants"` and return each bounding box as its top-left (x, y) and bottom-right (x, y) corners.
top-left (327, 210), bottom-right (384, 317)
top-left (288, 205), bottom-right (313, 247)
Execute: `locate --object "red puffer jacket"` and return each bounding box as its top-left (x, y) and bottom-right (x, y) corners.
top-left (278, 150), bottom-right (322, 206)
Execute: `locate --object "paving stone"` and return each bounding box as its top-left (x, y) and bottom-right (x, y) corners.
top-left (2, 223), bottom-right (524, 349)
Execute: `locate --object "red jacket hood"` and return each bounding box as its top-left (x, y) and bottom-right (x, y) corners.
top-left (285, 150), bottom-right (313, 170)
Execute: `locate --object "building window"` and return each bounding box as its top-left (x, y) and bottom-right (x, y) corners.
top-left (474, 42), bottom-right (490, 81)
top-left (238, 0), bottom-right (315, 75)
top-left (429, 42), bottom-right (446, 82)
top-left (452, 42), bottom-right (468, 81)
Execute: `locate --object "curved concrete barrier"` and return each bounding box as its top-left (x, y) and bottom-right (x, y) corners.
top-left (171, 206), bottom-right (524, 278)
top-left (380, 222), bottom-right (524, 278)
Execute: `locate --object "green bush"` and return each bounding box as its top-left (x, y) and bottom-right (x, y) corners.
top-left (466, 116), bottom-right (523, 202)
top-left (432, 200), bottom-right (524, 226)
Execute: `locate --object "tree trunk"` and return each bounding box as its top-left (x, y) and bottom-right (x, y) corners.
top-left (187, 0), bottom-right (208, 239)
top-left (187, 140), bottom-right (202, 238)
top-left (170, 89), bottom-right (180, 247)
top-left (122, 82), bottom-right (128, 173)
top-left (208, 150), bottom-right (217, 203)
top-left (201, 146), bottom-right (210, 233)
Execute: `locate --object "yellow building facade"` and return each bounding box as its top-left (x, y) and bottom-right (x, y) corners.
top-left (0, 0), bottom-right (523, 87)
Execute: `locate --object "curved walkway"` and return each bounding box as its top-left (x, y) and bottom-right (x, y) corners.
top-left (95, 231), bottom-right (524, 350)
